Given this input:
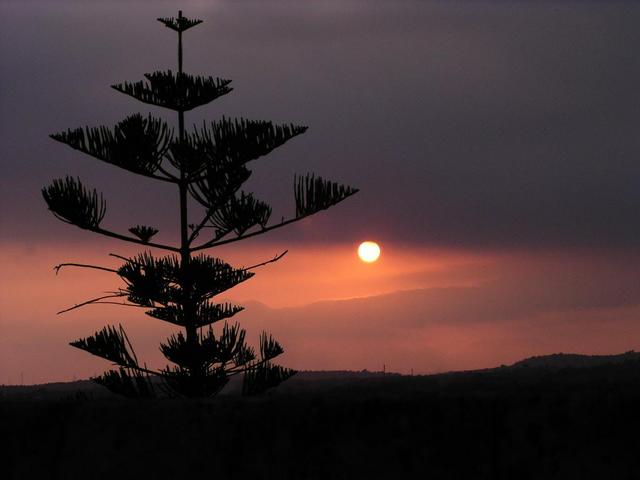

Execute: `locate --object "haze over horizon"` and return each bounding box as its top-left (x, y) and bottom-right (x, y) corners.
top-left (1, 0), bottom-right (640, 384)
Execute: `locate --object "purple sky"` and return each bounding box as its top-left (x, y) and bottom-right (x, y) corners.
top-left (2, 0), bottom-right (640, 250)
top-left (1, 0), bottom-right (640, 383)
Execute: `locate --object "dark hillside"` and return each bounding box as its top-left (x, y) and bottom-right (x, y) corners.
top-left (510, 351), bottom-right (640, 369)
top-left (4, 358), bottom-right (640, 479)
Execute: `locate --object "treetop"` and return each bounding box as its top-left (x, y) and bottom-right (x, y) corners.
top-left (157, 12), bottom-right (203, 33)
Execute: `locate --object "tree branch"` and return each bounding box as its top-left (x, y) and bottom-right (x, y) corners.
top-left (145, 172), bottom-right (178, 183)
top-left (57, 293), bottom-right (128, 315)
top-left (108, 253), bottom-right (175, 280)
top-left (92, 226), bottom-right (180, 252)
top-left (192, 212), bottom-right (314, 251)
top-left (242, 250), bottom-right (288, 271)
top-left (156, 164), bottom-right (179, 181)
top-left (117, 364), bottom-right (162, 377)
top-left (109, 253), bottom-right (135, 263)
top-left (54, 263), bottom-right (118, 275)
top-left (82, 301), bottom-right (152, 309)
top-left (187, 208), bottom-right (215, 244)
top-left (185, 172), bottom-right (208, 183)
top-left (226, 357), bottom-right (272, 376)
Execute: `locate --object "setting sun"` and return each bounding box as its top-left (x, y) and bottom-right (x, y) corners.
top-left (357, 241), bottom-right (381, 263)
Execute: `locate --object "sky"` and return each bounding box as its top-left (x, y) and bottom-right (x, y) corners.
top-left (1, 0), bottom-right (640, 384)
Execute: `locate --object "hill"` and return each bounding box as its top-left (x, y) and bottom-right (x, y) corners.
top-left (4, 354), bottom-right (640, 479)
top-left (509, 350), bottom-right (640, 369)
top-left (3, 351), bottom-right (640, 400)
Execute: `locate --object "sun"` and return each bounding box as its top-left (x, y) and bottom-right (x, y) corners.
top-left (358, 241), bottom-right (381, 263)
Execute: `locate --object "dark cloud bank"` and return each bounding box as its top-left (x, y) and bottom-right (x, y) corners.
top-left (1, 0), bottom-right (639, 251)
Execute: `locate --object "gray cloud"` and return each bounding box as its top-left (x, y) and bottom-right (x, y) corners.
top-left (242, 251), bottom-right (640, 340)
top-left (1, 1), bottom-right (639, 250)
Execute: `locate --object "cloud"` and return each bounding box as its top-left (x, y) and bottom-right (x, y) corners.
top-left (2, 2), bottom-right (640, 251)
top-left (231, 250), bottom-right (640, 372)
top-left (240, 249), bottom-right (640, 333)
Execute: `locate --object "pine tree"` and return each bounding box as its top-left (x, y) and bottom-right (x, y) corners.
top-left (42, 11), bottom-right (358, 398)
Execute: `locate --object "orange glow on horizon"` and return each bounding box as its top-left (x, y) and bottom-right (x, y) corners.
top-left (4, 240), bottom-right (639, 384)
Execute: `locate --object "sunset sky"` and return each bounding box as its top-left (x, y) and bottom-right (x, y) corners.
top-left (1, 0), bottom-right (640, 384)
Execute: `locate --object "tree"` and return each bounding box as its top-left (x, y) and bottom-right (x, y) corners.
top-left (42, 11), bottom-right (358, 398)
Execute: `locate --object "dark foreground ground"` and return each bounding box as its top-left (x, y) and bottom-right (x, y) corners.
top-left (4, 360), bottom-right (640, 480)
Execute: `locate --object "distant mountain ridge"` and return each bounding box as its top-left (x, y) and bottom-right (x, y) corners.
top-left (510, 351), bottom-right (640, 369)
top-left (3, 352), bottom-right (640, 400)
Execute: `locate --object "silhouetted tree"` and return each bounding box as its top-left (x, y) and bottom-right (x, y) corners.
top-left (42, 12), bottom-right (358, 398)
